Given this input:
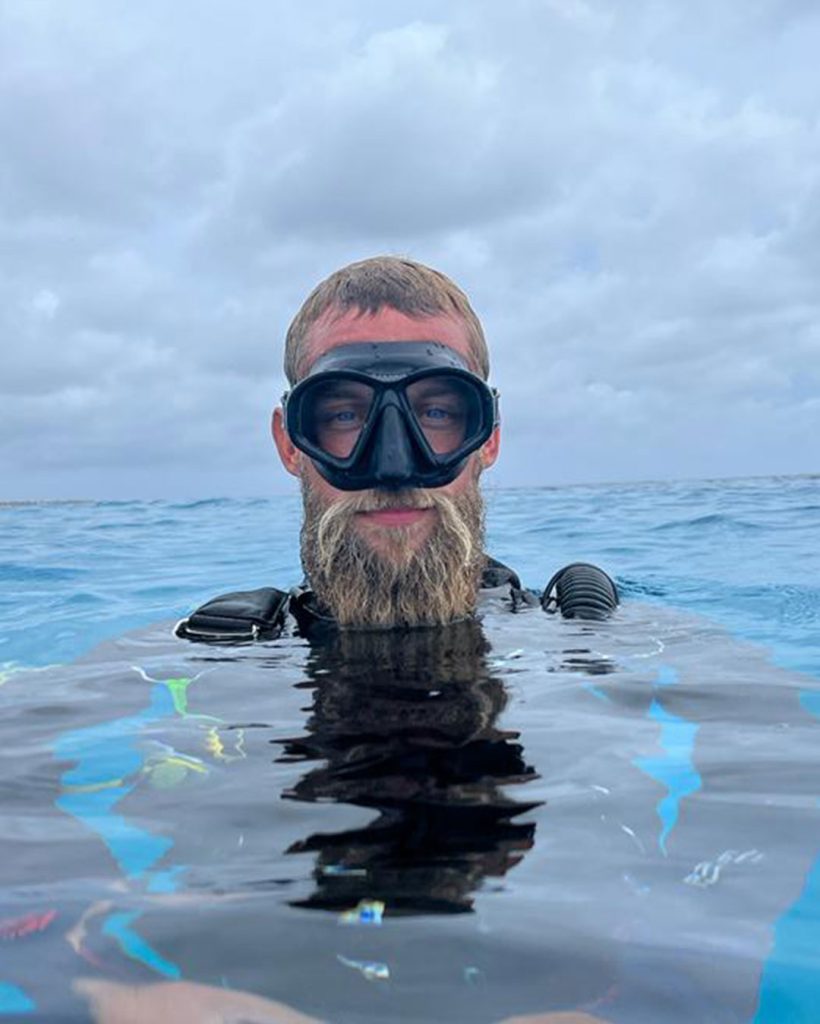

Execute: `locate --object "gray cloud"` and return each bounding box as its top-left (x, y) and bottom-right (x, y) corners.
top-left (1, 0), bottom-right (818, 497)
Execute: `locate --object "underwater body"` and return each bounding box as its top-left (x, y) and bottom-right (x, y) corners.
top-left (1, 476), bottom-right (819, 1022)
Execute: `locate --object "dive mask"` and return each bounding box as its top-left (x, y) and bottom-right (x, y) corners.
top-left (282, 341), bottom-right (499, 491)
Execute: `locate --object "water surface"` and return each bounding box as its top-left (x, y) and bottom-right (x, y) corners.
top-left (1, 477), bottom-right (818, 1022)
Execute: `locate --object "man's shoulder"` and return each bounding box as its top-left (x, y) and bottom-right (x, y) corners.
top-left (174, 586), bottom-right (290, 643)
top-left (174, 557), bottom-right (525, 643)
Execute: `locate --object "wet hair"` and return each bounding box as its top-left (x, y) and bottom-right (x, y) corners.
top-left (284, 255), bottom-right (490, 384)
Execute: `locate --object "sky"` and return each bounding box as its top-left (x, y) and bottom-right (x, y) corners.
top-left (1, 0), bottom-right (818, 499)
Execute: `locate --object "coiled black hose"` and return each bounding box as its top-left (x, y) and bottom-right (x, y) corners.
top-left (541, 562), bottom-right (619, 620)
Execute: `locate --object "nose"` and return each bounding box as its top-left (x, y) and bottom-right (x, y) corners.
top-left (369, 404), bottom-right (416, 488)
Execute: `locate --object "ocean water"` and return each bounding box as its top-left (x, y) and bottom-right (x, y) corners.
top-left (0, 476), bottom-right (818, 1022)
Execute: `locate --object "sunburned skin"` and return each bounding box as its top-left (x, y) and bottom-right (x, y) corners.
top-left (74, 979), bottom-right (322, 1024)
top-left (75, 978), bottom-right (612, 1024)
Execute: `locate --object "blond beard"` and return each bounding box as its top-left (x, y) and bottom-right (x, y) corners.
top-left (300, 475), bottom-right (485, 629)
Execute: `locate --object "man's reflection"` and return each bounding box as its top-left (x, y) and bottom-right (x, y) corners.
top-left (275, 620), bottom-right (542, 915)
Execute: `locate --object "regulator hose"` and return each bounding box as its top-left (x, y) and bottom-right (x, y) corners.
top-left (541, 562), bottom-right (619, 620)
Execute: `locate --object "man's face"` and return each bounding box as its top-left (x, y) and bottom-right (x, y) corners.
top-left (272, 306), bottom-right (500, 627)
top-left (274, 307), bottom-right (500, 556)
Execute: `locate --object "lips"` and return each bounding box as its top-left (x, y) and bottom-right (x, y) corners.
top-left (356, 507), bottom-right (434, 527)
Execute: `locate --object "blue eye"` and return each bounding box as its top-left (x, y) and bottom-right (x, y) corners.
top-left (422, 406), bottom-right (451, 420)
top-left (315, 403), bottom-right (368, 431)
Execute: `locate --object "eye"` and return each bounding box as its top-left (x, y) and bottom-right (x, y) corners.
top-left (424, 405), bottom-right (456, 422)
top-left (318, 405), bottom-right (367, 430)
top-left (417, 402), bottom-right (465, 425)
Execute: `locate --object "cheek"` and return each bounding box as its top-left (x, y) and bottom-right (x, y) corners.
top-left (438, 454), bottom-right (482, 498)
top-left (301, 457), bottom-right (353, 509)
top-left (301, 458), bottom-right (333, 496)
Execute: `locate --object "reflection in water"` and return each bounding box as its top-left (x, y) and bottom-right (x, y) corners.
top-left (557, 648), bottom-right (618, 676)
top-left (276, 621), bottom-right (542, 915)
top-left (49, 669), bottom-right (244, 986)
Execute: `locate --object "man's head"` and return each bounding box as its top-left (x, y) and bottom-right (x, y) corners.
top-left (272, 256), bottom-right (500, 629)
top-left (282, 256), bottom-right (490, 386)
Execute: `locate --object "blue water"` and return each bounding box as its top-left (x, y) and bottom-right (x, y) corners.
top-left (2, 477), bottom-right (818, 679)
top-left (1, 476), bottom-right (818, 1023)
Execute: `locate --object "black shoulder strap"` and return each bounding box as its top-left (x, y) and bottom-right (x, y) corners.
top-left (175, 587), bottom-right (289, 643)
top-left (287, 585), bottom-right (336, 638)
top-left (481, 556), bottom-right (523, 590)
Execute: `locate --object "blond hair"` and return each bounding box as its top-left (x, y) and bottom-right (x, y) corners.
top-left (284, 256), bottom-right (489, 384)
top-left (301, 481), bottom-right (485, 629)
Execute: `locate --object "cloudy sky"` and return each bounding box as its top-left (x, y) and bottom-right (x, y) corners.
top-left (2, 0), bottom-right (818, 498)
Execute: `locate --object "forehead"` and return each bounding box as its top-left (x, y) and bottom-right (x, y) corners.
top-left (300, 307), bottom-right (474, 377)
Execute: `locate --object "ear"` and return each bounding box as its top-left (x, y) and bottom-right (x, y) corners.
top-left (272, 407), bottom-right (301, 477)
top-left (478, 424), bottom-right (500, 470)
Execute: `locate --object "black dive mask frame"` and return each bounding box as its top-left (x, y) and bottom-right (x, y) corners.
top-left (282, 341), bottom-right (500, 491)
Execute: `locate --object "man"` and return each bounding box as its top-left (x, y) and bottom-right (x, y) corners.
top-left (177, 256), bottom-right (616, 642)
top-left (120, 257), bottom-right (618, 1023)
top-left (272, 255), bottom-right (502, 629)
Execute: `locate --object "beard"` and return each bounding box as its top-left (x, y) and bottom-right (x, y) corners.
top-left (300, 474), bottom-right (486, 629)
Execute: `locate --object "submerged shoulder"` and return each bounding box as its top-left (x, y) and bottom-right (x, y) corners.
top-left (484, 557), bottom-right (619, 620)
top-left (173, 559), bottom-right (619, 644)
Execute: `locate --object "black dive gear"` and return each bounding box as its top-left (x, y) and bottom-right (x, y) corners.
top-left (175, 560), bottom-right (619, 643)
top-left (175, 587), bottom-right (289, 643)
top-left (541, 563), bottom-right (619, 620)
top-left (282, 341), bottom-right (499, 491)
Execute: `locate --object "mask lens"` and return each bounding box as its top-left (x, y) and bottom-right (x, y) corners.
top-left (405, 376), bottom-right (478, 455)
top-left (300, 379), bottom-right (375, 459)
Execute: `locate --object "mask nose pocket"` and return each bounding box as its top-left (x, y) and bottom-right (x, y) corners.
top-left (369, 402), bottom-right (417, 486)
